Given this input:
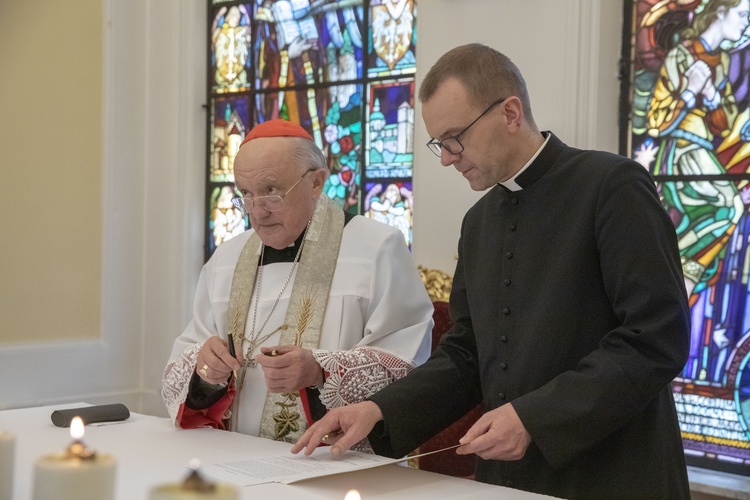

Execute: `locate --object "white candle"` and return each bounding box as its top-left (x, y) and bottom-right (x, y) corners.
top-left (0, 431), bottom-right (14, 500)
top-left (149, 459), bottom-right (237, 500)
top-left (32, 417), bottom-right (116, 500)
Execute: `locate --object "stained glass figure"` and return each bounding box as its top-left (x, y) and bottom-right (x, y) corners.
top-left (364, 181), bottom-right (412, 247)
top-left (623, 0), bottom-right (750, 475)
top-left (211, 4), bottom-right (253, 93)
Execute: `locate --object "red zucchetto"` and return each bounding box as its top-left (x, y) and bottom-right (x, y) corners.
top-left (240, 119), bottom-right (313, 146)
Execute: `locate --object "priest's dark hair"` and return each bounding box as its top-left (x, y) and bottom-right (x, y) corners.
top-left (419, 43), bottom-right (537, 128)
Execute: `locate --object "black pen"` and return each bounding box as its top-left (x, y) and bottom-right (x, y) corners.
top-left (227, 333), bottom-right (238, 379)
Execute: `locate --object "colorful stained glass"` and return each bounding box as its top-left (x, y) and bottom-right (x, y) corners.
top-left (206, 1), bottom-right (417, 259)
top-left (368, 0), bottom-right (416, 78)
top-left (365, 79), bottom-right (414, 179)
top-left (364, 181), bottom-right (412, 246)
top-left (208, 185), bottom-right (247, 255)
top-left (211, 4), bottom-right (253, 93)
top-left (211, 96), bottom-right (251, 182)
top-left (668, 183), bottom-right (750, 470)
top-left (623, 1), bottom-right (750, 475)
top-left (254, 86), bottom-right (328, 148)
top-left (253, 0), bottom-right (364, 89)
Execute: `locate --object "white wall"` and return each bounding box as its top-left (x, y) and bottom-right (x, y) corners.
top-left (0, 0), bottom-right (623, 416)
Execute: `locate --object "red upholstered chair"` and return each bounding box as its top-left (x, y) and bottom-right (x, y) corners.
top-left (416, 300), bottom-right (484, 479)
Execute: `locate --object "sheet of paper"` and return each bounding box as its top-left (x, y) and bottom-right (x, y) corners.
top-left (202, 444), bottom-right (463, 486)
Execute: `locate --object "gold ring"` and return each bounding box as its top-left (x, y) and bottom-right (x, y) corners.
top-left (321, 434), bottom-right (330, 441)
top-left (199, 364), bottom-right (208, 377)
top-left (271, 349), bottom-right (278, 356)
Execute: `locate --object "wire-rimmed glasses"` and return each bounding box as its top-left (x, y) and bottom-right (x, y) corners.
top-left (425, 97), bottom-right (507, 157)
top-left (231, 168), bottom-right (315, 214)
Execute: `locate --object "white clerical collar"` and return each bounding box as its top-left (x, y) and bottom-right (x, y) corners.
top-left (498, 132), bottom-right (550, 192)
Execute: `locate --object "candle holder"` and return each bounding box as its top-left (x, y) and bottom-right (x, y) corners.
top-left (32, 416), bottom-right (116, 500)
top-left (149, 459), bottom-right (238, 500)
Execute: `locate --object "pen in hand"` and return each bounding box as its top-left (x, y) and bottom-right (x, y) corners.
top-left (227, 333), bottom-right (238, 379)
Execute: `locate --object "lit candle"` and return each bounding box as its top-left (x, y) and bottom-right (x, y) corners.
top-left (344, 489), bottom-right (361, 500)
top-left (149, 459), bottom-right (238, 500)
top-left (0, 431), bottom-right (14, 500)
top-left (32, 416), bottom-right (116, 500)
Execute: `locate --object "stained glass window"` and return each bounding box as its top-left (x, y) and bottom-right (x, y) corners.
top-left (621, 0), bottom-right (750, 476)
top-left (206, 0), bottom-right (418, 257)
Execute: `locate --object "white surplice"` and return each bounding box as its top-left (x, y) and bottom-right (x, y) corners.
top-left (163, 214), bottom-right (433, 437)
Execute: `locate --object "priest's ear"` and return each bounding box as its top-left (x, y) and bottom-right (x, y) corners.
top-left (310, 167), bottom-right (328, 196)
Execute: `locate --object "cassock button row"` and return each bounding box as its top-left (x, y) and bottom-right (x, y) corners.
top-left (508, 224), bottom-right (516, 231)
top-left (510, 198), bottom-right (518, 205)
top-left (499, 393), bottom-right (506, 400)
top-left (505, 252), bottom-right (513, 259)
top-left (504, 278), bottom-right (511, 286)
top-left (500, 363), bottom-right (508, 370)
top-left (500, 335), bottom-right (508, 342)
top-left (503, 308), bottom-right (510, 315)
top-left (506, 481), bottom-right (514, 487)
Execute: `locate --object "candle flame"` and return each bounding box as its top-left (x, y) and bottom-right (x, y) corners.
top-left (344, 489), bottom-right (361, 500)
top-left (70, 416), bottom-right (84, 440)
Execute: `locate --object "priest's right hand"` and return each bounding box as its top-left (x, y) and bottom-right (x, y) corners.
top-left (196, 336), bottom-right (242, 385)
top-left (291, 400), bottom-right (384, 458)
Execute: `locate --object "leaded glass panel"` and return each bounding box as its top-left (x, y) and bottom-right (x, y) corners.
top-left (211, 4), bottom-right (253, 93)
top-left (206, 0), bottom-right (418, 260)
top-left (368, 0), bottom-right (416, 78)
top-left (621, 1), bottom-right (750, 475)
top-left (365, 78), bottom-right (414, 179)
top-left (364, 180), bottom-right (412, 247)
top-left (210, 95), bottom-right (251, 182)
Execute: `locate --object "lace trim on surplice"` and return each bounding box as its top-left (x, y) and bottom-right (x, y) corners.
top-left (162, 342), bottom-right (202, 426)
top-left (312, 346), bottom-right (415, 408)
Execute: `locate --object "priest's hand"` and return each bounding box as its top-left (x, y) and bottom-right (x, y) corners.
top-left (255, 345), bottom-right (324, 393)
top-left (291, 400), bottom-right (384, 457)
top-left (196, 336), bottom-right (242, 385)
top-left (457, 403), bottom-right (532, 461)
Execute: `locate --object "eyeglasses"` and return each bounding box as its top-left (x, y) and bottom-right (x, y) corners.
top-left (425, 97), bottom-right (507, 157)
top-left (231, 168), bottom-right (315, 213)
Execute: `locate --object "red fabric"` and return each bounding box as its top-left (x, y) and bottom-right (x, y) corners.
top-left (240, 119), bottom-right (313, 146)
top-left (177, 379), bottom-right (237, 430)
top-left (299, 385), bottom-right (315, 426)
top-left (418, 301), bottom-right (482, 479)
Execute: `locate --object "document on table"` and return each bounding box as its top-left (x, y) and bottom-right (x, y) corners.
top-left (203, 444), bottom-right (462, 486)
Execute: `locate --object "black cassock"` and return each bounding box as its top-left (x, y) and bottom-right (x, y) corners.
top-left (369, 133), bottom-right (691, 500)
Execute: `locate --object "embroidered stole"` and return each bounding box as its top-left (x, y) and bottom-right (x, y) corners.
top-left (227, 194), bottom-right (344, 442)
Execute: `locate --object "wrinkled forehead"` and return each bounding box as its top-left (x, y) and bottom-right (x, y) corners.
top-left (234, 137), bottom-right (300, 177)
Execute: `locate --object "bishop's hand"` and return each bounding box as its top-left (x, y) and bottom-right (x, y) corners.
top-left (255, 345), bottom-right (324, 392)
top-left (196, 336), bottom-right (242, 385)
